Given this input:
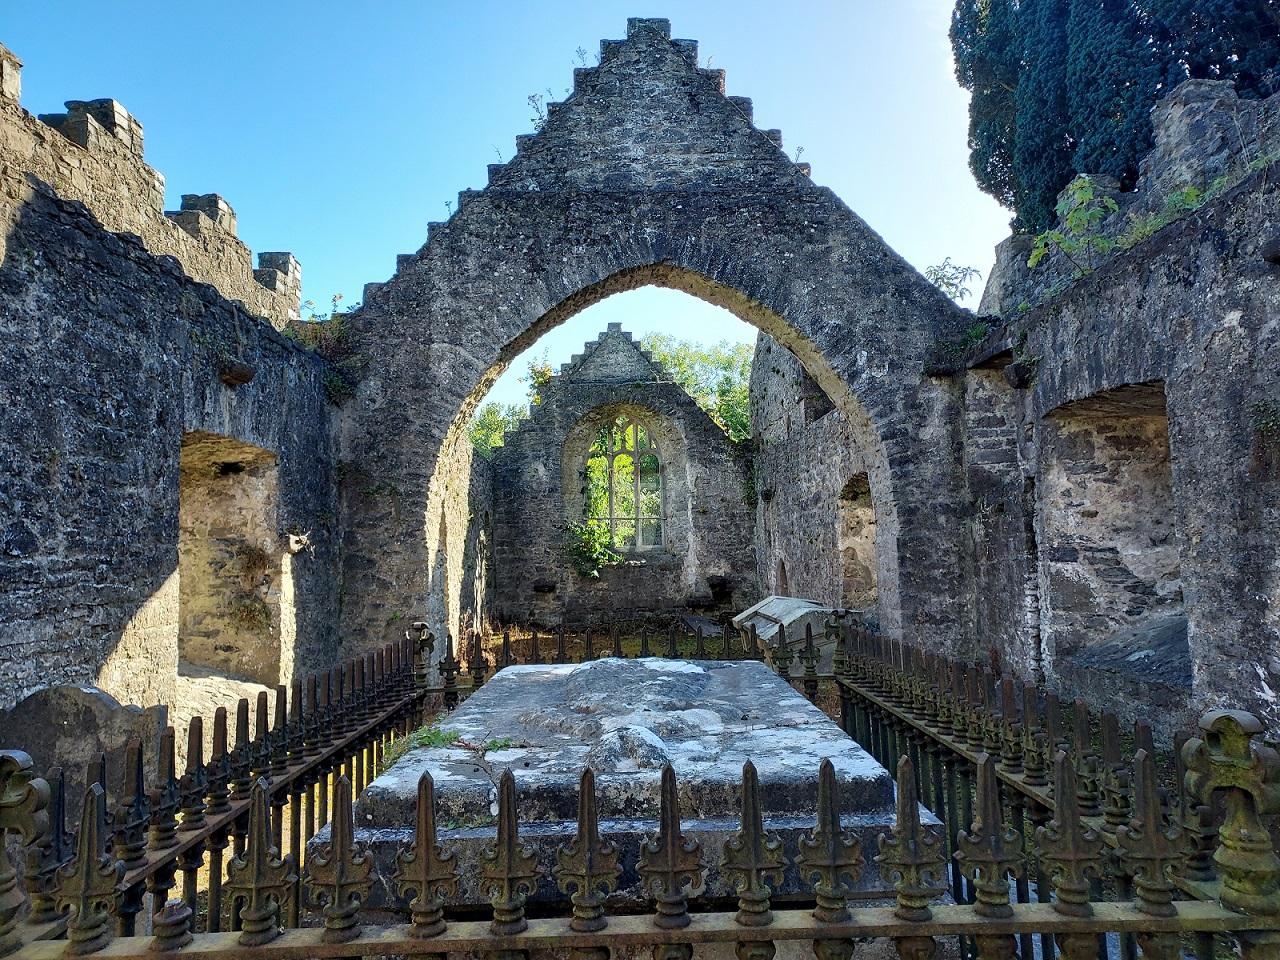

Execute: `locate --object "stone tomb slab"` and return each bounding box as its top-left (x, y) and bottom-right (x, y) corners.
top-left (345, 658), bottom-right (927, 909)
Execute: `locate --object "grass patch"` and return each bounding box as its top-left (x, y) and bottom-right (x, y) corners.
top-left (378, 720), bottom-right (460, 773)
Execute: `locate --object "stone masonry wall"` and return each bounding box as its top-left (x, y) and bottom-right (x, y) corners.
top-left (0, 43), bottom-right (300, 329)
top-left (340, 18), bottom-right (972, 653)
top-left (751, 332), bottom-right (908, 626)
top-left (0, 171), bottom-right (339, 713)
top-left (490, 325), bottom-right (758, 627)
top-left (960, 162), bottom-right (1279, 736)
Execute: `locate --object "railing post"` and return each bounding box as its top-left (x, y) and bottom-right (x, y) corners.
top-left (638, 764), bottom-right (704, 960)
top-left (0, 750), bottom-right (49, 957)
top-left (439, 634), bottom-right (460, 710)
top-left (1183, 709), bottom-right (1280, 959)
top-left (797, 759), bottom-right (862, 960)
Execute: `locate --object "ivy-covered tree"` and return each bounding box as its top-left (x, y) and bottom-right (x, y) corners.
top-left (1014, 0), bottom-right (1076, 232)
top-left (951, 0), bottom-right (1279, 233)
top-left (951, 0), bottom-right (1023, 211)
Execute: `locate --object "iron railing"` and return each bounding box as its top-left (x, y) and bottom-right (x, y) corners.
top-left (2, 620), bottom-right (1278, 960)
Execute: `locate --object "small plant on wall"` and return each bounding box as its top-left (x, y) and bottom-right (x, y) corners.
top-left (565, 520), bottom-right (622, 579)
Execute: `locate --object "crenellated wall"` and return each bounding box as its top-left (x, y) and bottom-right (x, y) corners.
top-left (0, 43), bottom-right (301, 330)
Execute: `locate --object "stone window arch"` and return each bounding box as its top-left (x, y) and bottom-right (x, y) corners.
top-left (583, 413), bottom-right (664, 550)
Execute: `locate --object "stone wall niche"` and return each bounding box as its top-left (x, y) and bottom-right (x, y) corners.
top-left (838, 474), bottom-right (877, 608)
top-left (1038, 383), bottom-right (1190, 722)
top-left (178, 432), bottom-right (289, 686)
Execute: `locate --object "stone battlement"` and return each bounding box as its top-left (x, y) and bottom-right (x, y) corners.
top-left (0, 42), bottom-right (300, 328)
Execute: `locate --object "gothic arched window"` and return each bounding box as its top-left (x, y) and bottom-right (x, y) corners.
top-left (583, 415), bottom-right (663, 550)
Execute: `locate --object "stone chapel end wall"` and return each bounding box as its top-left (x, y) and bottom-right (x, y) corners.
top-left (0, 172), bottom-right (340, 713)
top-left (489, 327), bottom-right (758, 628)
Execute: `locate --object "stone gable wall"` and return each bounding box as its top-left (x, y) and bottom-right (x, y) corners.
top-left (489, 326), bottom-right (757, 627)
top-left (340, 18), bottom-right (970, 653)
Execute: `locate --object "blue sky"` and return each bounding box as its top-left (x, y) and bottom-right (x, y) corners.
top-left (5, 1), bottom-right (1010, 407)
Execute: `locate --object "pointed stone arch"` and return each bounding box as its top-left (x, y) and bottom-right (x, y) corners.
top-left (339, 17), bottom-right (970, 652)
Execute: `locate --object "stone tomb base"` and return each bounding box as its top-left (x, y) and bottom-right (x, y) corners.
top-left (347, 658), bottom-right (927, 910)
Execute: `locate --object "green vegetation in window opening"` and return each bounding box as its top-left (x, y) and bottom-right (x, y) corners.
top-left (565, 520), bottom-right (622, 579)
top-left (378, 721), bottom-right (461, 773)
top-left (229, 598), bottom-right (272, 632)
top-left (925, 258), bottom-right (983, 303)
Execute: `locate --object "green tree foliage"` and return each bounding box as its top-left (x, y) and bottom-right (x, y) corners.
top-left (639, 335), bottom-right (753, 442)
top-left (1014, 0), bottom-right (1076, 232)
top-left (469, 401), bottom-right (526, 458)
top-left (1067, 0), bottom-right (1162, 185)
top-left (1149, 0), bottom-right (1280, 100)
top-left (951, 0), bottom-right (1280, 232)
top-left (468, 351), bottom-right (553, 458)
top-left (925, 258), bottom-right (984, 302)
top-left (951, 0), bottom-right (1023, 210)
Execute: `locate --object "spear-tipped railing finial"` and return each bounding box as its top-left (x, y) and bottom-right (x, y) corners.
top-left (1035, 751), bottom-right (1104, 917)
top-left (876, 756), bottom-right (945, 922)
top-left (224, 779), bottom-right (296, 946)
top-left (394, 771), bottom-right (459, 938)
top-left (1117, 749), bottom-right (1182, 918)
top-left (638, 764), bottom-right (704, 930)
top-left (305, 775), bottom-right (373, 943)
top-left (554, 767), bottom-right (621, 932)
top-left (721, 760), bottom-right (785, 927)
top-left (481, 769), bottom-right (539, 936)
top-left (797, 758), bottom-right (864, 924)
top-left (55, 782), bottom-right (123, 956)
top-left (955, 753), bottom-right (1023, 919)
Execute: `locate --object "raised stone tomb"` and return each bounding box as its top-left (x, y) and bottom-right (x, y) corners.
top-left (351, 657), bottom-right (917, 909)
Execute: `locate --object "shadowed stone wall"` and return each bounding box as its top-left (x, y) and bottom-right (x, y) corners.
top-left (960, 161), bottom-right (1280, 736)
top-left (750, 333), bottom-right (895, 622)
top-left (0, 173), bottom-right (339, 713)
top-left (490, 325), bottom-right (757, 627)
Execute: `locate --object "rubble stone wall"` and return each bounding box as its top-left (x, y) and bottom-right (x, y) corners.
top-left (490, 326), bottom-right (758, 627)
top-left (0, 172), bottom-right (338, 712)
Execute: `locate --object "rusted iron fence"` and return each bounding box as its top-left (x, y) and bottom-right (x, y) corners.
top-left (763, 620), bottom-right (1280, 960)
top-left (2, 619), bottom-right (1279, 959)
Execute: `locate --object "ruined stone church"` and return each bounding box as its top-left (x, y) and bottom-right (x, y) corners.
top-left (0, 15), bottom-right (1276, 749)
